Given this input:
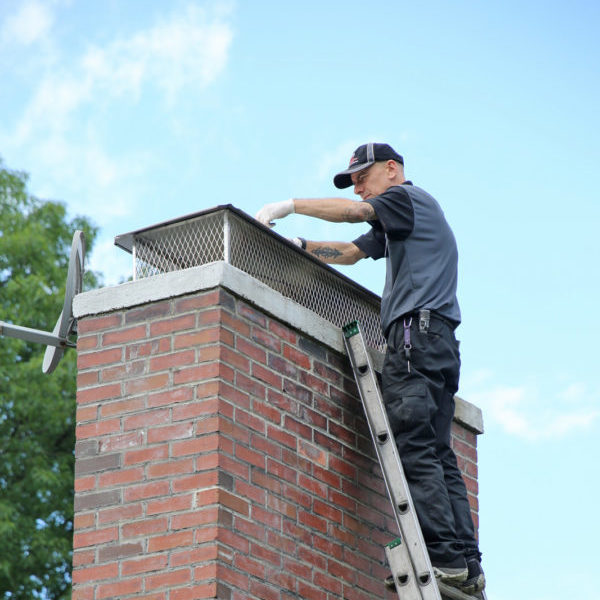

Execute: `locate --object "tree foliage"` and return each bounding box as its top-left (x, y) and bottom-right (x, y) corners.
top-left (0, 159), bottom-right (100, 599)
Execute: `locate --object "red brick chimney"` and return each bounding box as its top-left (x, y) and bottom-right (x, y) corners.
top-left (72, 207), bottom-right (482, 599)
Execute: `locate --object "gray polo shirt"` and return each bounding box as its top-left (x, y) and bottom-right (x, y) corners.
top-left (353, 182), bottom-right (461, 336)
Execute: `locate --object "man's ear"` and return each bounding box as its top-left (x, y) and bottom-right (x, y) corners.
top-left (386, 160), bottom-right (399, 179)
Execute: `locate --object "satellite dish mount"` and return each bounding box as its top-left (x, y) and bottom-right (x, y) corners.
top-left (0, 230), bottom-right (85, 374)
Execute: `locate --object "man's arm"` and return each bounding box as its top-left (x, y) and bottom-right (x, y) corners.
top-left (255, 198), bottom-right (377, 227)
top-left (293, 198), bottom-right (377, 223)
top-left (304, 240), bottom-right (366, 265)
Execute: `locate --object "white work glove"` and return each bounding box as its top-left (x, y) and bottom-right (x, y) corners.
top-left (255, 199), bottom-right (294, 227)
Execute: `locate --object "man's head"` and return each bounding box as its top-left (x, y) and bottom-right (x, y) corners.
top-left (333, 142), bottom-right (405, 199)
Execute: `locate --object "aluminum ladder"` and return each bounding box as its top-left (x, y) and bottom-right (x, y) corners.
top-left (342, 321), bottom-right (485, 600)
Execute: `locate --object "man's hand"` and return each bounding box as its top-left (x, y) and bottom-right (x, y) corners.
top-left (255, 199), bottom-right (295, 227)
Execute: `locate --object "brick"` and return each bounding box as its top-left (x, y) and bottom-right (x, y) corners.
top-left (123, 408), bottom-right (170, 431)
top-left (98, 466), bottom-right (144, 488)
top-left (220, 346), bottom-right (250, 372)
top-left (147, 422), bottom-right (193, 444)
top-left (102, 325), bottom-right (146, 346)
top-left (170, 583), bottom-right (217, 600)
top-left (100, 396), bottom-right (145, 418)
top-left (298, 336), bottom-right (327, 360)
top-left (125, 301), bottom-right (171, 324)
top-left (76, 404), bottom-right (98, 423)
top-left (101, 359), bottom-right (146, 382)
top-left (98, 503), bottom-right (143, 525)
top-left (124, 481), bottom-right (170, 502)
top-left (126, 337), bottom-right (171, 359)
top-left (146, 568), bottom-right (191, 590)
top-left (77, 347), bottom-right (122, 369)
top-left (147, 531), bottom-right (194, 552)
top-left (173, 363), bottom-right (219, 385)
top-left (99, 432), bottom-right (144, 453)
top-left (283, 344), bottom-right (311, 369)
top-left (78, 313), bottom-right (122, 334)
top-left (266, 425), bottom-right (296, 450)
top-left (453, 437), bottom-right (478, 462)
top-left (125, 373), bottom-right (170, 395)
top-left (122, 517), bottom-right (168, 538)
top-left (221, 311), bottom-right (251, 337)
top-left (175, 290), bottom-right (220, 312)
top-left (74, 489), bottom-right (121, 512)
top-left (76, 418), bottom-right (120, 440)
top-left (174, 328), bottom-right (220, 348)
top-left (148, 386), bottom-right (194, 407)
top-left (282, 379), bottom-right (312, 405)
top-left (77, 370), bottom-right (99, 387)
top-left (235, 445), bottom-right (265, 469)
top-left (73, 511), bottom-right (96, 529)
top-left (71, 562), bottom-right (118, 584)
top-left (77, 334), bottom-right (99, 351)
top-left (268, 319), bottom-right (297, 344)
top-left (251, 328), bottom-right (280, 352)
top-left (147, 457), bottom-right (194, 479)
top-left (235, 408), bottom-right (265, 435)
top-left (97, 577), bottom-right (143, 599)
top-left (98, 542), bottom-right (143, 562)
top-left (124, 444), bottom-right (169, 465)
top-left (298, 440), bottom-right (327, 466)
top-left (219, 489), bottom-right (250, 516)
top-left (172, 435), bottom-right (220, 458)
top-left (284, 415), bottom-right (311, 440)
top-left (146, 494), bottom-right (194, 515)
top-left (73, 526), bottom-right (118, 548)
top-left (236, 336), bottom-right (266, 364)
top-left (252, 363), bottom-right (282, 390)
top-left (122, 554), bottom-right (169, 576)
top-left (170, 544), bottom-right (218, 567)
top-left (74, 439), bottom-right (98, 458)
top-left (150, 349), bottom-right (196, 371)
top-left (238, 302), bottom-right (267, 327)
top-left (72, 549), bottom-right (95, 567)
top-left (172, 471), bottom-right (218, 493)
top-left (76, 383), bottom-right (121, 405)
top-left (171, 506), bottom-right (219, 530)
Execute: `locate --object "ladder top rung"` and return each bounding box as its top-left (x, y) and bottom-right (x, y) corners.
top-left (343, 321), bottom-right (360, 338)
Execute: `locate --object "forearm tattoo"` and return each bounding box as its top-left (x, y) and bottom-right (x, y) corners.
top-left (312, 246), bottom-right (343, 259)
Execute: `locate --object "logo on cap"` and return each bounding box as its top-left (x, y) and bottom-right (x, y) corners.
top-left (348, 154), bottom-right (359, 167)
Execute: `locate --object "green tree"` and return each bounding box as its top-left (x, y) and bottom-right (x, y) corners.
top-left (0, 159), bottom-right (100, 598)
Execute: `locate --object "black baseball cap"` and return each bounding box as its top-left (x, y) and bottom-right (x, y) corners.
top-left (333, 142), bottom-right (404, 189)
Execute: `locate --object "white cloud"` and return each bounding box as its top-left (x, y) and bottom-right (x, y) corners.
top-left (463, 371), bottom-right (600, 441)
top-left (12, 3), bottom-right (234, 147)
top-left (1, 0), bottom-right (54, 45)
top-left (1, 2), bottom-right (235, 229)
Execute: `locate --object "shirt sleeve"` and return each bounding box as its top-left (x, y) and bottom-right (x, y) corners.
top-left (352, 224), bottom-right (386, 260)
top-left (366, 186), bottom-right (414, 241)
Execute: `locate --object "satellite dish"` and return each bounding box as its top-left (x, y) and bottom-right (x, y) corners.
top-left (0, 230), bottom-right (85, 374)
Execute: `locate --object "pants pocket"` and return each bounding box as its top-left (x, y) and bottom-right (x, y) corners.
top-left (385, 383), bottom-right (429, 437)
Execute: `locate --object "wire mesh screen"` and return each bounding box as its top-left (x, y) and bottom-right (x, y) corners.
top-left (127, 207), bottom-right (385, 350)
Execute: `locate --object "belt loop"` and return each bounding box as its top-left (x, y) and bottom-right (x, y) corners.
top-left (418, 309), bottom-right (430, 333)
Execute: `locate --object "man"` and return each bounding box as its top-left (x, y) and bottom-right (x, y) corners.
top-left (255, 143), bottom-right (485, 594)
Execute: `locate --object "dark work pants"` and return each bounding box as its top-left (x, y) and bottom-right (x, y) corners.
top-left (382, 316), bottom-right (480, 565)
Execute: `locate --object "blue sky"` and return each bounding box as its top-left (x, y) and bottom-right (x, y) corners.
top-left (1, 1), bottom-right (599, 598)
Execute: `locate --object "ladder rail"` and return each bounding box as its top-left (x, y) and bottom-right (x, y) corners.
top-left (343, 321), bottom-right (487, 600)
top-left (343, 322), bottom-right (441, 600)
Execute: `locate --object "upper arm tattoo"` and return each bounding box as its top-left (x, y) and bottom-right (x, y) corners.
top-left (342, 202), bottom-right (377, 222)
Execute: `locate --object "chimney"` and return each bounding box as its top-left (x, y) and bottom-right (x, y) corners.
top-left (72, 206), bottom-right (483, 599)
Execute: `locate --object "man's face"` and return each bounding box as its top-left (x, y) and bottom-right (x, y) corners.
top-left (350, 162), bottom-right (390, 200)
